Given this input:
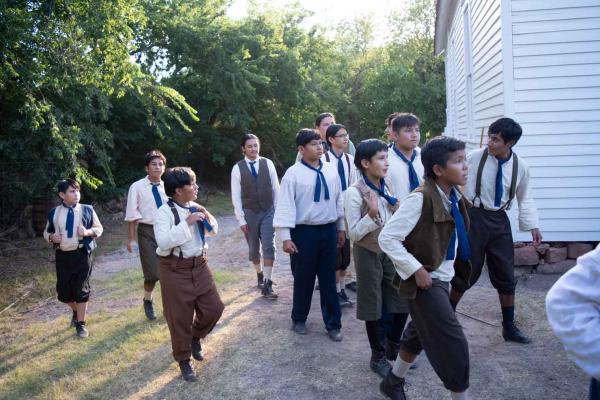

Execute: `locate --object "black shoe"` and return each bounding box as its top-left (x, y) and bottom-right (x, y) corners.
top-left (370, 349), bottom-right (392, 378)
top-left (292, 321), bottom-right (307, 335)
top-left (327, 329), bottom-right (343, 342)
top-left (337, 292), bottom-right (352, 308)
top-left (261, 279), bottom-right (278, 300)
top-left (380, 371), bottom-right (407, 400)
top-left (340, 289), bottom-right (354, 306)
top-left (74, 321), bottom-right (89, 338)
top-left (143, 299), bottom-right (157, 321)
top-left (257, 272), bottom-right (264, 289)
top-left (502, 322), bottom-right (532, 344)
top-left (345, 281), bottom-right (357, 292)
top-left (179, 359), bottom-right (198, 382)
top-left (70, 311), bottom-right (77, 327)
top-left (191, 338), bottom-right (204, 361)
top-left (385, 337), bottom-right (401, 362)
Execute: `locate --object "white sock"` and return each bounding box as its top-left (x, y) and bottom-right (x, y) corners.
top-left (336, 282), bottom-right (342, 292)
top-left (251, 262), bottom-right (262, 273)
top-left (144, 291), bottom-right (153, 301)
top-left (263, 266), bottom-right (273, 281)
top-left (450, 390), bottom-right (468, 400)
top-left (392, 355), bottom-right (412, 378)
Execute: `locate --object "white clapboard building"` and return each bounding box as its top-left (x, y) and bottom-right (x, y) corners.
top-left (435, 0), bottom-right (600, 241)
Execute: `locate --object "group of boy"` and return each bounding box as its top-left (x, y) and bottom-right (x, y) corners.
top-left (44, 110), bottom-right (543, 395)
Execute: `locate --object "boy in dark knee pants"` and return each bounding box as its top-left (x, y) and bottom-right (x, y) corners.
top-left (379, 136), bottom-right (472, 399)
top-left (154, 167), bottom-right (225, 382)
top-left (44, 179), bottom-right (103, 338)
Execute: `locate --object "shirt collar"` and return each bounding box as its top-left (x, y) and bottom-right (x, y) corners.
top-left (245, 156), bottom-right (259, 164)
top-left (435, 184), bottom-right (462, 208)
top-left (144, 176), bottom-right (162, 186)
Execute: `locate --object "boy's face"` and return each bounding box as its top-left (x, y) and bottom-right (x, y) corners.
top-left (242, 138), bottom-right (260, 160)
top-left (487, 133), bottom-right (514, 157)
top-left (329, 128), bottom-right (349, 150)
top-left (391, 124), bottom-right (420, 150)
top-left (59, 186), bottom-right (81, 206)
top-left (175, 179), bottom-right (198, 203)
top-left (436, 149), bottom-right (468, 187)
top-left (361, 150), bottom-right (389, 180)
top-left (299, 139), bottom-right (324, 162)
top-left (316, 116), bottom-right (334, 139)
top-left (145, 158), bottom-right (165, 180)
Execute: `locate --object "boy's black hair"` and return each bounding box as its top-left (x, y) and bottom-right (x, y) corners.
top-left (391, 113), bottom-right (421, 133)
top-left (421, 136), bottom-right (466, 180)
top-left (386, 112), bottom-right (400, 127)
top-left (488, 117), bottom-right (522, 145)
top-left (241, 133), bottom-right (259, 147)
top-left (315, 112), bottom-right (335, 127)
top-left (145, 149), bottom-right (166, 167)
top-left (57, 179), bottom-right (80, 193)
top-left (296, 129), bottom-right (321, 146)
top-left (164, 167), bottom-right (196, 197)
top-left (325, 124), bottom-right (346, 147)
top-left (354, 139), bottom-right (389, 171)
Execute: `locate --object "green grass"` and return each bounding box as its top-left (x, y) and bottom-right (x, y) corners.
top-left (200, 190), bottom-right (233, 216)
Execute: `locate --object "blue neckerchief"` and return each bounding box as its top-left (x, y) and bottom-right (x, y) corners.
top-left (362, 174), bottom-right (397, 206)
top-left (301, 159), bottom-right (330, 202)
top-left (151, 182), bottom-right (163, 208)
top-left (392, 145), bottom-right (420, 191)
top-left (494, 152), bottom-right (512, 207)
top-left (172, 200), bottom-right (213, 243)
top-left (446, 189), bottom-right (470, 261)
top-left (62, 203), bottom-right (75, 238)
top-left (249, 160), bottom-right (258, 178)
top-left (330, 150), bottom-right (347, 191)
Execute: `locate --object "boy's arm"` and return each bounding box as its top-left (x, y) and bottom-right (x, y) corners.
top-left (344, 188), bottom-right (380, 243)
top-left (273, 172), bottom-right (296, 242)
top-left (230, 164), bottom-right (246, 227)
top-left (192, 202), bottom-right (219, 236)
top-left (334, 171), bottom-right (345, 233)
top-left (153, 206), bottom-right (194, 250)
top-left (378, 192), bottom-right (423, 280)
top-left (268, 159), bottom-right (280, 208)
top-left (124, 183), bottom-right (142, 222)
top-left (515, 161), bottom-right (540, 232)
top-left (43, 219), bottom-right (53, 243)
top-left (88, 209), bottom-right (103, 238)
top-left (546, 246), bottom-right (600, 379)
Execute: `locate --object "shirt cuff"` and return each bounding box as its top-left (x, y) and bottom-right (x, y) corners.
top-left (336, 217), bottom-right (346, 232)
top-left (278, 228), bottom-right (291, 242)
top-left (395, 258), bottom-right (423, 280)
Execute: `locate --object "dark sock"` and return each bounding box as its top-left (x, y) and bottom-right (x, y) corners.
top-left (387, 313), bottom-right (409, 343)
top-left (501, 306), bottom-right (515, 326)
top-left (365, 321), bottom-right (385, 352)
top-left (450, 299), bottom-right (458, 311)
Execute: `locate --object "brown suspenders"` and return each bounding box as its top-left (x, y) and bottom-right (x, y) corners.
top-left (474, 148), bottom-right (519, 211)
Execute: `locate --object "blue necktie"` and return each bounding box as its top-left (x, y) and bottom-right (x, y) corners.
top-left (64, 203), bottom-right (74, 238)
top-left (189, 206), bottom-right (213, 243)
top-left (249, 161), bottom-right (258, 178)
top-left (446, 190), bottom-right (470, 261)
top-left (301, 159), bottom-right (330, 202)
top-left (392, 145), bottom-right (420, 191)
top-left (331, 151), bottom-right (347, 191)
top-left (362, 174), bottom-right (398, 206)
top-left (151, 183), bottom-right (163, 208)
top-left (494, 153), bottom-right (511, 207)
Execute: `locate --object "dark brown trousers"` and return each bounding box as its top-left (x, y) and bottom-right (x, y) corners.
top-left (159, 254), bottom-right (225, 361)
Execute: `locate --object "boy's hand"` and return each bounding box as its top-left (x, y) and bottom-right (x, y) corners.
top-left (49, 233), bottom-right (62, 244)
top-left (127, 240), bottom-right (137, 253)
top-left (365, 191), bottom-right (379, 219)
top-left (77, 226), bottom-right (88, 237)
top-left (531, 228), bottom-right (543, 246)
top-left (240, 224), bottom-right (249, 234)
top-left (283, 240), bottom-right (298, 254)
top-left (186, 212), bottom-right (206, 225)
top-left (337, 231), bottom-right (346, 248)
top-left (414, 267), bottom-right (432, 290)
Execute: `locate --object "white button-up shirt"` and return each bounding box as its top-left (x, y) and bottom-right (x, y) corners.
top-left (230, 156), bottom-right (280, 226)
top-left (273, 161), bottom-right (345, 242)
top-left (154, 201), bottom-right (218, 258)
top-left (465, 148), bottom-right (539, 232)
top-left (387, 146), bottom-right (424, 202)
top-left (43, 204), bottom-right (103, 251)
top-left (124, 176), bottom-right (168, 225)
top-left (378, 186), bottom-right (460, 282)
top-left (321, 150), bottom-right (358, 191)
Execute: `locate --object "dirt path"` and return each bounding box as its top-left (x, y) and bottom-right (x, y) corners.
top-left (2, 215), bottom-right (589, 399)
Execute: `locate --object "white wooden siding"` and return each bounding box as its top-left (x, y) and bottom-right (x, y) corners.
top-left (512, 0), bottom-right (600, 241)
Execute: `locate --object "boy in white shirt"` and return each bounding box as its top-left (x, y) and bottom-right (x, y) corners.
top-left (387, 113), bottom-right (424, 201)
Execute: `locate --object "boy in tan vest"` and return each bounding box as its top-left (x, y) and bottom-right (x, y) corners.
top-left (378, 136), bottom-right (472, 400)
top-left (231, 133), bottom-right (280, 299)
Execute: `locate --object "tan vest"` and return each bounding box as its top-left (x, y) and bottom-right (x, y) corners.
top-left (238, 158), bottom-right (274, 212)
top-left (394, 178), bottom-right (472, 299)
top-left (351, 177), bottom-right (396, 254)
